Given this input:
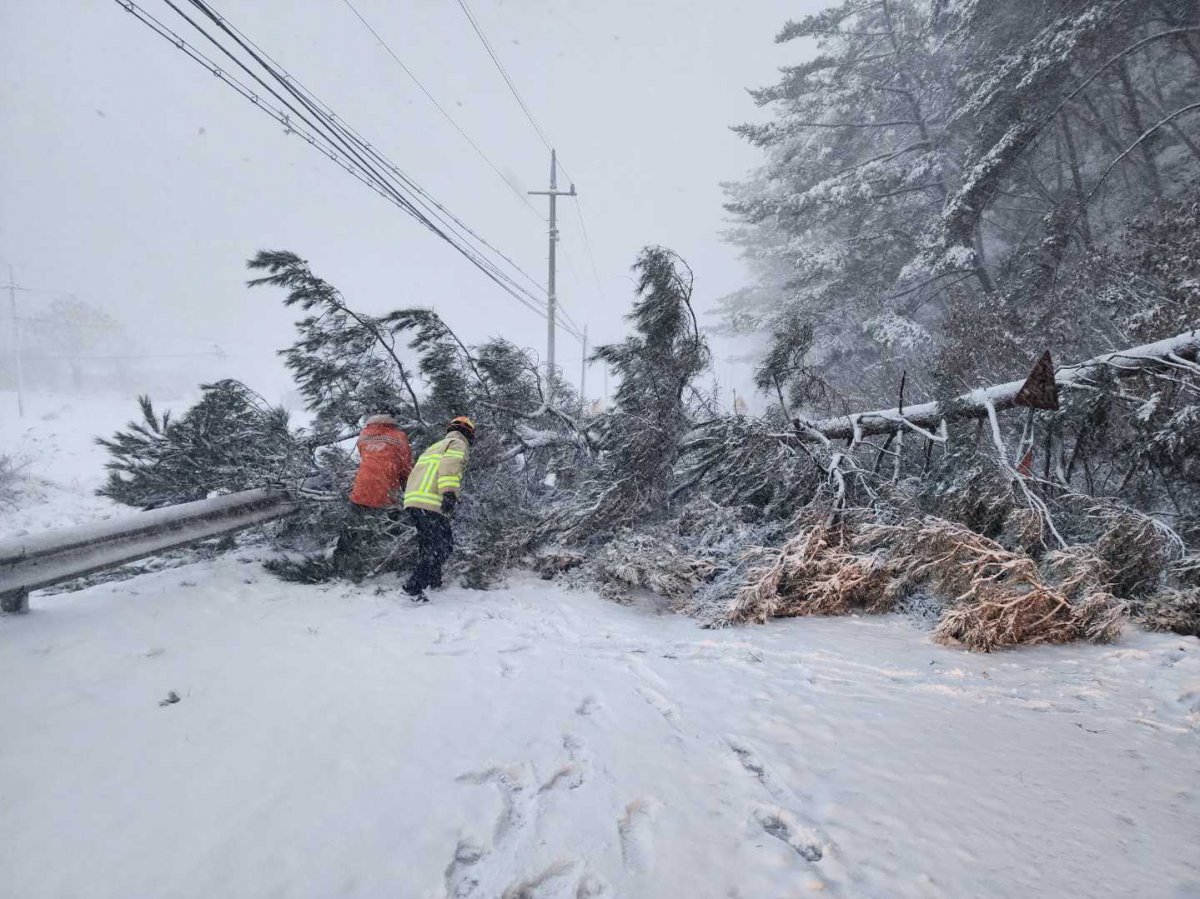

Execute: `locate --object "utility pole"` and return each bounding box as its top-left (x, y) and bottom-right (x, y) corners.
top-left (580, 325), bottom-right (588, 403)
top-left (7, 265), bottom-right (24, 418)
top-left (528, 149), bottom-right (575, 381)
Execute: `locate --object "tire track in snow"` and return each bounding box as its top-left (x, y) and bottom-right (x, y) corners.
top-left (627, 655), bottom-right (683, 732)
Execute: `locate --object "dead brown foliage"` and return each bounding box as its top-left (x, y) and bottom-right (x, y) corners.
top-left (729, 515), bottom-right (1127, 651)
top-left (728, 522), bottom-right (894, 624)
top-left (860, 518), bottom-right (1125, 651)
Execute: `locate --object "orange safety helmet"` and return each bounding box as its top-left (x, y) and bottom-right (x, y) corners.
top-left (448, 415), bottom-right (476, 443)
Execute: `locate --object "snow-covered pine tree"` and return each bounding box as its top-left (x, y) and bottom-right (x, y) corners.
top-left (246, 250), bottom-right (425, 436)
top-left (723, 0), bottom-right (962, 407)
top-left (97, 380), bottom-right (305, 508)
top-left (545, 247), bottom-right (709, 543)
top-left (592, 246), bottom-right (710, 495)
top-left (930, 0), bottom-right (1200, 385)
top-left (726, 0), bottom-right (1200, 400)
top-left (752, 311), bottom-right (830, 422)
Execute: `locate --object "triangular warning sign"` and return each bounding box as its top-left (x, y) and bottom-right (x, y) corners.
top-left (1016, 447), bottom-right (1035, 477)
top-left (1014, 350), bottom-right (1059, 410)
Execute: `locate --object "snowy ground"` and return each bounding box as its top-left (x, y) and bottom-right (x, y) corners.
top-left (2, 566), bottom-right (1199, 898)
top-left (2, 392), bottom-right (1200, 897)
top-left (0, 391), bottom-right (141, 534)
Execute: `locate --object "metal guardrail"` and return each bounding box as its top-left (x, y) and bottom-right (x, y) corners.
top-left (0, 488), bottom-right (299, 613)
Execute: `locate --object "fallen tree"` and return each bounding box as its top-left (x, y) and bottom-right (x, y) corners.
top-left (91, 248), bottom-right (1198, 649)
top-left (791, 329), bottom-right (1200, 443)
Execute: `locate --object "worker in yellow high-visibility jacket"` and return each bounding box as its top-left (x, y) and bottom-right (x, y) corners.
top-left (401, 416), bottom-right (474, 601)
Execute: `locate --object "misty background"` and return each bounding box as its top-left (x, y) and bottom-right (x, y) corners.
top-left (1, 0), bottom-right (819, 413)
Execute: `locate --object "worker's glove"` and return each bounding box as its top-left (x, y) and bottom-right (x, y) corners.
top-left (441, 492), bottom-right (459, 516)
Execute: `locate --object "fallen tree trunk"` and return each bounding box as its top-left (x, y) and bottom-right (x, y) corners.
top-left (792, 329), bottom-right (1200, 443)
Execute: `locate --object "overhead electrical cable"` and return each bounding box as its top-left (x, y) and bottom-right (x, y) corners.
top-left (338, 0), bottom-right (546, 222)
top-left (180, 0), bottom-right (543, 307)
top-left (453, 0), bottom-right (552, 152)
top-left (115, 0), bottom-right (578, 333)
top-left (128, 0), bottom-right (553, 323)
top-left (572, 197), bottom-right (606, 296)
top-left (174, 0), bottom-right (542, 311)
top-left (450, 0), bottom-right (605, 318)
top-left (181, 0), bottom-right (552, 305)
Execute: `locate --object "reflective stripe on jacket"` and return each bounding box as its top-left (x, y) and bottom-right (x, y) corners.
top-left (349, 417), bottom-right (412, 509)
top-left (403, 430), bottom-right (470, 514)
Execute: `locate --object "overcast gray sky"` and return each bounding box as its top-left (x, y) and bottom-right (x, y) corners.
top-left (2, 0), bottom-right (817, 405)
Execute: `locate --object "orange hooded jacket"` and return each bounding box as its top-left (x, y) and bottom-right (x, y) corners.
top-left (349, 415), bottom-right (413, 509)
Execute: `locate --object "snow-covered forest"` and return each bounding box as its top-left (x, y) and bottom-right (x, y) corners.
top-left (722, 0), bottom-right (1200, 406)
top-left (3, 0), bottom-right (1200, 896)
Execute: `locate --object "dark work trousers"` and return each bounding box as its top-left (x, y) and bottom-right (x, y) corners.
top-left (405, 508), bottom-right (454, 593)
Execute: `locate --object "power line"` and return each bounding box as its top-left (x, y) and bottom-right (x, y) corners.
top-left (570, 196), bottom-right (606, 302)
top-left (7, 286), bottom-right (79, 299)
top-left (453, 0), bottom-right (552, 152)
top-left (339, 0), bottom-right (545, 223)
top-left (20, 350), bottom-right (237, 361)
top-left (207, 0), bottom-right (587, 347)
top-left (179, 0), bottom-right (517, 284)
top-left (185, 0), bottom-right (550, 304)
top-left (449, 0), bottom-right (605, 319)
top-left (116, 0), bottom-right (562, 330)
top-left (168, 0), bottom-right (546, 314)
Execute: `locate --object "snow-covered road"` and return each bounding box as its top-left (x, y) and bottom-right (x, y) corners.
top-left (2, 559), bottom-right (1198, 899)
top-left (2, 393), bottom-right (1199, 896)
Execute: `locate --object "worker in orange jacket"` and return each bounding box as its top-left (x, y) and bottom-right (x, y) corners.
top-left (333, 412), bottom-right (413, 573)
top-left (349, 413), bottom-right (413, 509)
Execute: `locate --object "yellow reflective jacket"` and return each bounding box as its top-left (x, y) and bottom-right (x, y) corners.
top-left (403, 431), bottom-right (470, 514)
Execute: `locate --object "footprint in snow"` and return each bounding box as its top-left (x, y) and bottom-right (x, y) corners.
top-left (725, 735), bottom-right (816, 804)
top-left (754, 806), bottom-right (824, 862)
top-left (538, 761), bottom-right (584, 793)
top-left (727, 736), bottom-right (779, 796)
top-left (618, 798), bottom-right (657, 873)
top-left (635, 684), bottom-right (681, 728)
top-left (456, 766), bottom-right (531, 845)
top-left (539, 733), bottom-right (589, 793)
top-left (574, 871), bottom-right (611, 897)
top-left (444, 838), bottom-right (487, 899)
top-left (500, 858), bottom-right (577, 899)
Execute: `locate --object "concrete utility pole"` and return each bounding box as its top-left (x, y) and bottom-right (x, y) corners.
top-left (528, 149), bottom-right (575, 381)
top-left (580, 325), bottom-right (588, 402)
top-left (7, 265), bottom-right (24, 418)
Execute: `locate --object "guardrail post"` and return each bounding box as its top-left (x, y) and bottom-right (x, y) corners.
top-left (1, 588), bottom-right (29, 614)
